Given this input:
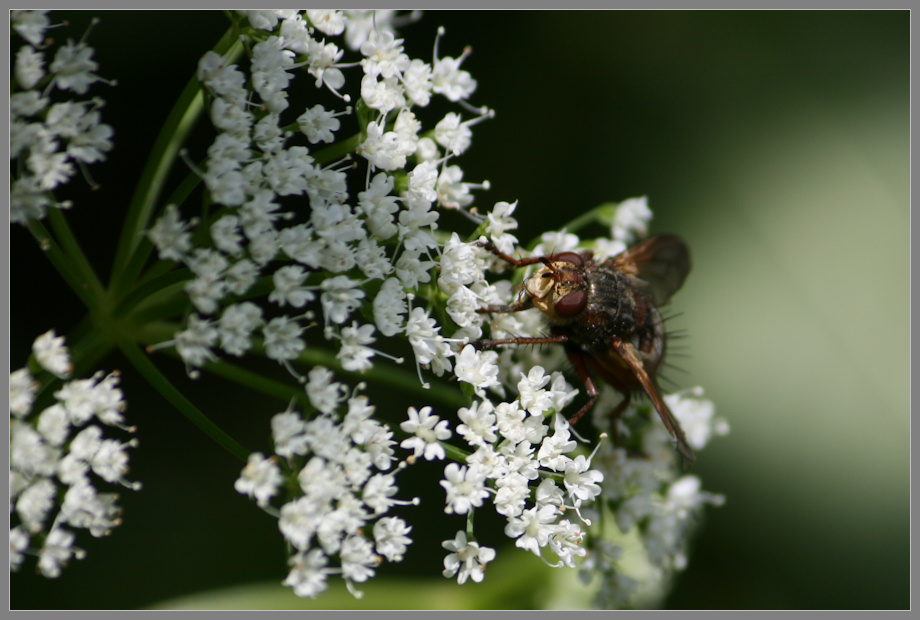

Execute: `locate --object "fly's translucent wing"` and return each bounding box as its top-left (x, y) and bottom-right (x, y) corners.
top-left (610, 234), bottom-right (691, 306)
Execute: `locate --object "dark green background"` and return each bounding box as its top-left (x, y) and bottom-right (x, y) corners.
top-left (10, 11), bottom-right (909, 609)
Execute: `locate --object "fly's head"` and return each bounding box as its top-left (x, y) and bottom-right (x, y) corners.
top-left (524, 252), bottom-right (591, 324)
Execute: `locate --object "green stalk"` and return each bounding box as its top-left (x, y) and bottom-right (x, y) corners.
top-left (295, 347), bottom-right (470, 409)
top-left (108, 26), bottom-right (244, 297)
top-left (25, 218), bottom-right (101, 313)
top-left (119, 341), bottom-right (250, 462)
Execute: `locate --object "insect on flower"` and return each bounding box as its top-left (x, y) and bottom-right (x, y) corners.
top-left (475, 234), bottom-right (695, 468)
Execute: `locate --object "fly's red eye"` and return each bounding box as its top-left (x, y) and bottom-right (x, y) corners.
top-left (554, 252), bottom-right (584, 267)
top-left (555, 290), bottom-right (587, 317)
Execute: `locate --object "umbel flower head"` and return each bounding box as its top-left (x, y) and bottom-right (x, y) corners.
top-left (159, 11), bottom-right (730, 605)
top-left (8, 9), bottom-right (727, 608)
top-left (10, 330), bottom-right (140, 577)
top-left (145, 10), bottom-right (730, 605)
top-left (10, 10), bottom-right (114, 224)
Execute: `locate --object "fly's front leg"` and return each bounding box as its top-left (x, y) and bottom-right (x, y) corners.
top-left (473, 335), bottom-right (569, 350)
top-left (477, 239), bottom-right (550, 268)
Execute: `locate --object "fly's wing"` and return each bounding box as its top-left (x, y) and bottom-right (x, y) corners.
top-left (610, 234), bottom-right (691, 306)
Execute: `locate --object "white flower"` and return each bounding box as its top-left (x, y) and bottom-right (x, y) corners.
top-left (320, 275), bottom-right (365, 325)
top-left (305, 367), bottom-right (346, 416)
top-left (504, 504), bottom-right (559, 557)
top-left (494, 400), bottom-right (527, 445)
top-left (361, 472), bottom-right (399, 515)
top-left (305, 37), bottom-right (346, 95)
top-left (36, 404), bottom-right (70, 446)
top-left (217, 302), bottom-right (263, 356)
top-left (440, 463), bottom-right (490, 514)
top-left (360, 30), bottom-right (409, 79)
top-left (87, 435), bottom-right (137, 485)
top-left (59, 479), bottom-right (122, 537)
top-left (270, 409), bottom-right (308, 458)
top-left (666, 387), bottom-right (728, 450)
top-left (611, 196), bottom-right (652, 244)
top-left (405, 307), bottom-right (453, 378)
top-left (563, 454), bottom-right (604, 503)
top-left (359, 117), bottom-right (408, 170)
top-left (10, 526), bottom-right (30, 572)
top-left (517, 366), bottom-right (554, 415)
top-left (485, 200), bottom-right (520, 255)
top-left (535, 477), bottom-right (565, 507)
top-left (284, 549), bottom-right (330, 598)
top-left (399, 406), bottom-right (451, 461)
top-left (235, 452), bottom-right (282, 507)
top-left (360, 71), bottom-right (405, 113)
top-left (336, 322), bottom-right (377, 372)
top-left (262, 316), bottom-right (305, 362)
top-left (456, 400), bottom-right (498, 448)
top-left (431, 43), bottom-right (477, 102)
top-left (16, 479), bottom-right (57, 534)
top-left (442, 530), bottom-right (495, 584)
top-left (279, 496), bottom-right (323, 550)
top-left (298, 457), bottom-right (346, 506)
top-left (372, 278), bottom-right (406, 337)
top-left (403, 59), bottom-right (433, 106)
top-left (405, 161), bottom-right (439, 210)
top-left (434, 112), bottom-right (472, 156)
top-left (373, 516), bottom-right (412, 562)
top-left (15, 46), bottom-right (46, 90)
top-left (269, 265), bottom-right (315, 308)
top-left (493, 471), bottom-right (531, 518)
top-left (537, 415), bottom-right (577, 470)
top-left (10, 368), bottom-right (37, 417)
top-left (307, 10), bottom-right (345, 36)
top-left (339, 534), bottom-right (377, 584)
top-left (210, 215), bottom-right (244, 257)
top-left (359, 173), bottom-right (399, 240)
top-left (49, 40), bottom-right (100, 95)
top-left (454, 345), bottom-right (500, 397)
top-left (37, 527), bottom-right (84, 578)
top-left (548, 519), bottom-right (586, 568)
top-left (53, 371), bottom-right (125, 427)
top-left (11, 10), bottom-right (50, 47)
top-left (394, 250), bottom-right (435, 289)
top-left (11, 421), bottom-right (59, 480)
top-left (297, 104), bottom-right (341, 144)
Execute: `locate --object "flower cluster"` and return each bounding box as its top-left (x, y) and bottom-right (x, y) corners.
top-left (579, 388), bottom-right (728, 608)
top-left (7, 9), bottom-right (727, 608)
top-left (147, 10), bottom-right (488, 388)
top-left (10, 11), bottom-right (114, 224)
top-left (144, 11), bottom-right (728, 603)
top-left (234, 368), bottom-right (415, 599)
top-left (9, 330), bottom-right (140, 577)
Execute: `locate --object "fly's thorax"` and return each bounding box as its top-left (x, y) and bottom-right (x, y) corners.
top-left (523, 260), bottom-right (589, 323)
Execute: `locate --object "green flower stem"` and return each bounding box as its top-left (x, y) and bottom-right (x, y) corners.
top-left (295, 347), bottom-right (470, 409)
top-left (108, 25), bottom-right (244, 298)
top-left (561, 203), bottom-right (614, 236)
top-left (442, 442), bottom-right (471, 464)
top-left (312, 133), bottom-right (362, 166)
top-left (111, 268), bottom-right (192, 319)
top-left (135, 321), bottom-right (469, 411)
top-left (119, 340), bottom-right (250, 462)
top-left (195, 357), bottom-right (312, 412)
top-left (59, 315), bottom-right (115, 377)
top-left (45, 208), bottom-right (107, 301)
top-left (26, 217), bottom-right (104, 314)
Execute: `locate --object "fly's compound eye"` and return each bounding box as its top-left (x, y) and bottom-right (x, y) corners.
top-left (555, 289), bottom-right (587, 317)
top-left (553, 252), bottom-right (584, 267)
